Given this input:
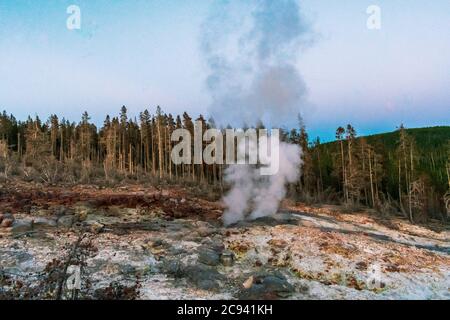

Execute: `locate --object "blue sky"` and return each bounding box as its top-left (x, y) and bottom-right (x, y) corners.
top-left (0, 0), bottom-right (449, 141)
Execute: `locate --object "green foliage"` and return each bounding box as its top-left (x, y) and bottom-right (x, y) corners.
top-left (316, 126), bottom-right (450, 203)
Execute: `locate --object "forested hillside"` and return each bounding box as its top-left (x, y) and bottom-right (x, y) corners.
top-left (301, 125), bottom-right (450, 222)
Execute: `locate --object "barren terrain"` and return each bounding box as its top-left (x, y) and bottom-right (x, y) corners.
top-left (0, 182), bottom-right (449, 300)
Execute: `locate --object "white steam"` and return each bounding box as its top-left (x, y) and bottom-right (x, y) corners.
top-left (222, 139), bottom-right (302, 226)
top-left (201, 0), bottom-right (313, 127)
top-left (201, 0), bottom-right (311, 224)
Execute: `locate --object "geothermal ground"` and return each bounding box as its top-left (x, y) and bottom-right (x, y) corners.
top-left (0, 182), bottom-right (449, 300)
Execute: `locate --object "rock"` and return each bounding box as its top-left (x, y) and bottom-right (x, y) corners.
top-left (144, 238), bottom-right (170, 256)
top-left (0, 212), bottom-right (13, 224)
top-left (74, 202), bottom-right (94, 221)
top-left (220, 250), bottom-right (235, 267)
top-left (355, 261), bottom-right (368, 271)
top-left (89, 221), bottom-right (105, 234)
top-left (149, 238), bottom-right (165, 248)
top-left (162, 259), bottom-right (225, 291)
top-left (76, 210), bottom-right (89, 222)
top-left (184, 264), bottom-right (225, 291)
top-left (198, 247), bottom-right (220, 266)
top-left (1, 218), bottom-right (14, 228)
top-left (11, 220), bottom-right (33, 234)
top-left (261, 276), bottom-right (294, 297)
top-left (196, 279), bottom-right (218, 291)
top-left (105, 206), bottom-right (122, 217)
top-left (32, 217), bottom-right (57, 230)
top-left (243, 276), bottom-right (254, 289)
top-left (57, 215), bottom-right (74, 228)
top-left (34, 209), bottom-right (52, 217)
top-left (167, 247), bottom-right (186, 255)
top-left (146, 242), bottom-right (166, 257)
top-left (201, 238), bottom-right (225, 252)
top-left (162, 259), bottom-right (184, 277)
top-left (238, 273), bottom-right (294, 300)
top-left (197, 227), bottom-right (215, 237)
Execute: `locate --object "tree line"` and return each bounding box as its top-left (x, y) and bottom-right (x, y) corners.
top-left (0, 108), bottom-right (448, 223)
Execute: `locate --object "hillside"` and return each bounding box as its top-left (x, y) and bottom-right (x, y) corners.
top-left (309, 126), bottom-right (450, 220)
top-left (320, 126), bottom-right (449, 189)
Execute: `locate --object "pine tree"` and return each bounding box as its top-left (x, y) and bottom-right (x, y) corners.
top-left (335, 126), bottom-right (348, 202)
top-left (396, 124), bottom-right (418, 222)
top-left (156, 106), bottom-right (164, 179)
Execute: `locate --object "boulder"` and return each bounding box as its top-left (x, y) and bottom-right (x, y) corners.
top-left (34, 209), bottom-right (52, 217)
top-left (197, 227), bottom-right (215, 237)
top-left (238, 273), bottom-right (295, 300)
top-left (200, 238), bottom-right (225, 253)
top-left (220, 250), bottom-right (235, 267)
top-left (184, 264), bottom-right (225, 291)
top-left (194, 221), bottom-right (217, 237)
top-left (162, 259), bottom-right (184, 277)
top-left (11, 220), bottom-right (33, 234)
top-left (74, 202), bottom-right (95, 221)
top-left (0, 212), bottom-right (13, 225)
top-left (198, 247), bottom-right (220, 266)
top-left (1, 218), bottom-right (14, 228)
top-left (89, 221), bottom-right (105, 234)
top-left (196, 279), bottom-right (218, 291)
top-left (162, 259), bottom-right (225, 291)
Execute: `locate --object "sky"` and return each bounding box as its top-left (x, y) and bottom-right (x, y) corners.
top-left (0, 0), bottom-right (449, 141)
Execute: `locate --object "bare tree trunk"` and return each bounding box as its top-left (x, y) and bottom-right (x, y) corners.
top-left (339, 140), bottom-right (347, 202)
top-left (17, 132), bottom-right (22, 159)
top-left (151, 125), bottom-right (156, 176)
top-left (317, 149), bottom-right (323, 196)
top-left (368, 148), bottom-right (375, 207)
top-left (408, 145), bottom-right (414, 222)
top-left (398, 158), bottom-right (404, 213)
top-left (157, 117), bottom-right (163, 179)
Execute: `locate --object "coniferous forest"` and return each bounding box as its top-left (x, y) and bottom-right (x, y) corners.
top-left (1, 107), bottom-right (448, 223)
top-left (2, 0), bottom-right (450, 303)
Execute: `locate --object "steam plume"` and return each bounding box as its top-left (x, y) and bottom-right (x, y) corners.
top-left (201, 0), bottom-right (311, 224)
top-left (222, 139), bottom-right (302, 225)
top-left (201, 0), bottom-right (312, 127)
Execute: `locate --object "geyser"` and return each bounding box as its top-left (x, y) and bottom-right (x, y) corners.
top-left (201, 0), bottom-right (313, 224)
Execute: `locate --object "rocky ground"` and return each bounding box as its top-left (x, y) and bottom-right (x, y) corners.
top-left (0, 182), bottom-right (449, 300)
